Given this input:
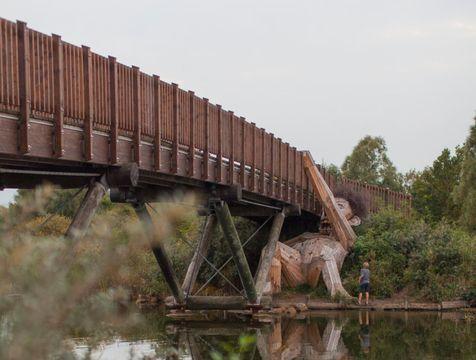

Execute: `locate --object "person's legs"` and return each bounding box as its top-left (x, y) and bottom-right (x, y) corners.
top-left (358, 291), bottom-right (362, 304)
top-left (365, 291), bottom-right (369, 305)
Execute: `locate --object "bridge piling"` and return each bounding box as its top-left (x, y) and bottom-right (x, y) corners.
top-left (66, 176), bottom-right (109, 240)
top-left (134, 202), bottom-right (185, 305)
top-left (213, 200), bottom-right (258, 304)
top-left (182, 214), bottom-right (216, 295)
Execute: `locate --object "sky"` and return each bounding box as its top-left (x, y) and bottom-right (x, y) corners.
top-left (1, 0), bottom-right (475, 205)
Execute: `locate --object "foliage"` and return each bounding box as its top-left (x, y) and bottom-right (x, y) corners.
top-left (341, 136), bottom-right (403, 191)
top-left (210, 334), bottom-right (256, 360)
top-left (0, 185), bottom-right (198, 359)
top-left (453, 117), bottom-right (476, 233)
top-left (411, 147), bottom-right (464, 223)
top-left (343, 210), bottom-right (476, 301)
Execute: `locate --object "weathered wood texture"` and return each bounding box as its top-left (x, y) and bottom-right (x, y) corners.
top-left (0, 18), bottom-right (412, 216)
top-left (303, 151), bottom-right (356, 251)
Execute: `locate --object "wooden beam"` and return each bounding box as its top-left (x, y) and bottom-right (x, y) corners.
top-left (108, 56), bottom-right (118, 164)
top-left (135, 203), bottom-right (185, 304)
top-left (189, 91), bottom-right (195, 177)
top-left (302, 151), bottom-right (356, 250)
top-left (216, 105), bottom-right (223, 183)
top-left (270, 133), bottom-right (275, 197)
top-left (251, 123), bottom-right (257, 191)
top-left (82, 46), bottom-right (93, 161)
top-left (66, 177), bottom-right (108, 240)
top-left (153, 75), bottom-right (161, 171)
top-left (260, 128), bottom-right (266, 194)
top-left (254, 210), bottom-right (286, 300)
top-left (214, 201), bottom-right (257, 303)
top-left (16, 21), bottom-right (30, 155)
top-left (132, 66), bottom-right (141, 166)
top-left (229, 111), bottom-right (235, 185)
top-left (179, 296), bottom-right (271, 310)
top-left (52, 34), bottom-right (64, 158)
top-left (278, 138), bottom-right (283, 199)
top-left (240, 117), bottom-right (246, 188)
top-left (202, 98), bottom-right (209, 180)
top-left (171, 83), bottom-right (179, 174)
top-left (182, 214), bottom-right (216, 294)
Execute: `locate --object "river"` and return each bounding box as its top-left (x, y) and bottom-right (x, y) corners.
top-left (73, 309), bottom-right (475, 359)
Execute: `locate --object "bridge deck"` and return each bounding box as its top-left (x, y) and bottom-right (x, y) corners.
top-left (0, 17), bottom-right (411, 216)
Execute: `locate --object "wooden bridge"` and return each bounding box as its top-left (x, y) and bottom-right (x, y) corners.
top-left (0, 18), bottom-right (411, 310)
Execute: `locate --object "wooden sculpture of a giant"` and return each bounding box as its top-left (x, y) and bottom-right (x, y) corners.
top-left (262, 152), bottom-right (367, 298)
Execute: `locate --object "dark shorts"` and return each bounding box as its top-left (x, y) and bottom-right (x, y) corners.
top-left (360, 283), bottom-right (370, 293)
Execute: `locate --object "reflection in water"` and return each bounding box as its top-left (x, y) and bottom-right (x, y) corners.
top-left (73, 310), bottom-right (475, 359)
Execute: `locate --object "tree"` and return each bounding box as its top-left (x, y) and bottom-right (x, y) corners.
top-left (453, 118), bottom-right (476, 232)
top-left (411, 148), bottom-right (463, 223)
top-left (341, 136), bottom-right (403, 191)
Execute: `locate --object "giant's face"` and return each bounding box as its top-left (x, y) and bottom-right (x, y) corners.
top-left (335, 197), bottom-right (361, 226)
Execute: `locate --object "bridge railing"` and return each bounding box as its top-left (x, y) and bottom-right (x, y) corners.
top-left (0, 17), bottom-right (411, 216)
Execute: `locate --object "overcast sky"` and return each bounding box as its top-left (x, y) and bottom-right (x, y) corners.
top-left (1, 0), bottom-right (475, 205)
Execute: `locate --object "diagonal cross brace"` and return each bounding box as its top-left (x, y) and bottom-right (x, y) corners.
top-left (213, 200), bottom-right (258, 304)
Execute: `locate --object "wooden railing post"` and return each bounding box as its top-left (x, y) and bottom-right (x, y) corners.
top-left (260, 128), bottom-right (265, 194)
top-left (203, 98), bottom-right (209, 180)
top-left (189, 91), bottom-right (195, 177)
top-left (16, 21), bottom-right (30, 155)
top-left (270, 133), bottom-right (275, 197)
top-left (171, 83), bottom-right (179, 173)
top-left (153, 75), bottom-right (161, 171)
top-left (251, 123), bottom-right (257, 192)
top-left (82, 45), bottom-right (93, 161)
top-left (240, 117), bottom-right (246, 188)
top-left (229, 111), bottom-right (235, 185)
top-left (216, 105), bottom-right (223, 183)
top-left (132, 66), bottom-right (141, 166)
top-left (52, 34), bottom-right (64, 158)
top-left (108, 56), bottom-right (118, 164)
top-left (285, 143), bottom-right (290, 202)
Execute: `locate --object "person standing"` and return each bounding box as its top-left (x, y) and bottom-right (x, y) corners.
top-left (358, 262), bottom-right (370, 305)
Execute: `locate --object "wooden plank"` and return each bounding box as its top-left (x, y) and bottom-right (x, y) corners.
top-left (171, 83), bottom-right (179, 173)
top-left (202, 98), bottom-right (209, 180)
top-left (270, 133), bottom-right (274, 197)
top-left (293, 147), bottom-right (297, 204)
top-left (189, 90), bottom-right (195, 177)
top-left (278, 138), bottom-right (282, 199)
top-left (260, 128), bottom-right (265, 194)
top-left (229, 111), bottom-right (234, 185)
top-left (251, 123), bottom-right (257, 191)
top-left (153, 75), bottom-right (161, 171)
top-left (132, 66), bottom-right (141, 166)
top-left (240, 117), bottom-right (246, 188)
top-left (302, 151), bottom-right (356, 250)
top-left (82, 46), bottom-right (92, 161)
top-left (216, 104), bottom-right (223, 183)
top-left (16, 21), bottom-right (30, 155)
top-left (52, 34), bottom-right (64, 158)
top-left (285, 143), bottom-right (290, 201)
top-left (108, 56), bottom-right (118, 164)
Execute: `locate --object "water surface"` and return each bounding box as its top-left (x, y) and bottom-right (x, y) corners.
top-left (74, 309), bottom-right (475, 359)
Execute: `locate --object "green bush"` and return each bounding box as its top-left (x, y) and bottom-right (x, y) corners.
top-left (343, 209), bottom-right (476, 301)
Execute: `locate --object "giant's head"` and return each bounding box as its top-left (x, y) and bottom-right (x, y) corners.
top-left (326, 186), bottom-right (368, 227)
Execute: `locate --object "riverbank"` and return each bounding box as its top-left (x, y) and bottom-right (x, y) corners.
top-left (272, 294), bottom-right (472, 311)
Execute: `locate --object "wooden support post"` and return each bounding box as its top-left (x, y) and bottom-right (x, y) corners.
top-left (229, 111), bottom-right (235, 185)
top-left (260, 128), bottom-right (266, 194)
top-left (66, 176), bottom-right (108, 240)
top-left (270, 133), bottom-right (275, 197)
top-left (216, 105), bottom-right (223, 183)
top-left (251, 123), bottom-right (257, 191)
top-left (293, 147), bottom-right (298, 204)
top-left (214, 201), bottom-right (257, 303)
top-left (52, 34), bottom-right (64, 158)
top-left (132, 66), bottom-right (141, 166)
top-left (82, 46), bottom-right (93, 161)
top-left (202, 98), bottom-right (209, 180)
top-left (285, 143), bottom-right (290, 201)
top-left (182, 214), bottom-right (216, 294)
top-left (109, 56), bottom-right (118, 164)
top-left (16, 21), bottom-right (30, 155)
top-left (171, 83), bottom-right (179, 174)
top-left (240, 117), bottom-right (246, 188)
top-left (153, 75), bottom-right (161, 171)
top-left (278, 138), bottom-right (282, 199)
top-left (189, 91), bottom-right (195, 177)
top-left (134, 203), bottom-right (185, 304)
top-left (254, 210), bottom-right (286, 300)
